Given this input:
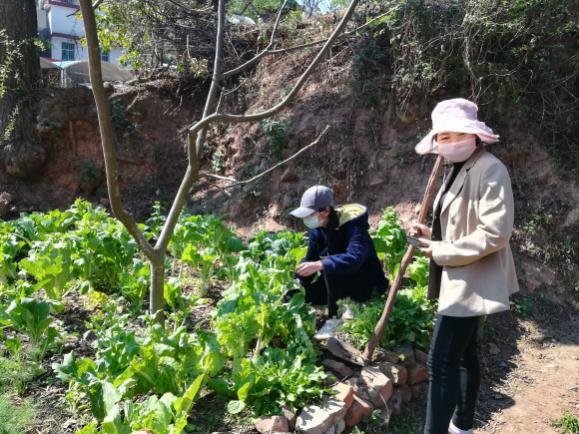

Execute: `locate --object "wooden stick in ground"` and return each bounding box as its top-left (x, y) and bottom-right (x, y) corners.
top-left (362, 155), bottom-right (444, 363)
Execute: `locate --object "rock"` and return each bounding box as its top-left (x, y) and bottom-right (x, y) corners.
top-left (323, 426), bottom-right (336, 434)
top-left (255, 416), bottom-right (290, 434)
top-left (388, 388), bottom-right (403, 416)
top-left (322, 359), bottom-right (353, 378)
top-left (414, 349), bottom-right (428, 365)
top-left (332, 382), bottom-right (354, 410)
top-left (378, 362), bottom-right (408, 385)
top-left (395, 344), bottom-right (416, 365)
top-left (295, 399), bottom-right (346, 434)
top-left (345, 377), bottom-right (371, 402)
top-left (345, 394), bottom-right (374, 427)
top-left (488, 343), bottom-right (500, 355)
top-left (360, 366), bottom-right (393, 408)
top-left (326, 337), bottom-right (365, 366)
top-left (399, 384), bottom-right (412, 403)
top-left (282, 404), bottom-right (297, 430)
top-left (335, 419), bottom-right (346, 434)
top-left (374, 348), bottom-right (401, 364)
top-left (407, 365), bottom-right (429, 385)
top-left (411, 382), bottom-right (428, 400)
top-left (0, 192), bottom-right (13, 217)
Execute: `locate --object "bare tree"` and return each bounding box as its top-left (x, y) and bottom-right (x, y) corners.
top-left (79, 0), bottom-right (361, 319)
top-left (0, 0), bottom-right (46, 178)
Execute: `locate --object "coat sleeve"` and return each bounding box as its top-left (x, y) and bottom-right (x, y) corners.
top-left (321, 225), bottom-right (370, 275)
top-left (432, 162), bottom-right (514, 267)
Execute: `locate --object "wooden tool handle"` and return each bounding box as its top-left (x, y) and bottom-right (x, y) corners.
top-left (362, 155), bottom-right (444, 363)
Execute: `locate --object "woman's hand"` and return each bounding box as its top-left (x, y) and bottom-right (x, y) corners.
top-left (410, 222), bottom-right (432, 239)
top-left (296, 261), bottom-right (324, 277)
top-left (416, 238), bottom-right (433, 258)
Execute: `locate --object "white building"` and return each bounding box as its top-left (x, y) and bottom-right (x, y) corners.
top-left (37, 0), bottom-right (123, 64)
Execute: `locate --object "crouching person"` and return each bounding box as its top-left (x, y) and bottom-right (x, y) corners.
top-left (289, 185), bottom-right (388, 317)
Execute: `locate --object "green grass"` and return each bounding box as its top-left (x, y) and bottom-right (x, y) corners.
top-left (389, 410), bottom-right (420, 434)
top-left (511, 294), bottom-right (533, 319)
top-left (0, 354), bottom-right (44, 396)
top-left (552, 413), bottom-right (579, 434)
top-left (351, 407), bottom-right (422, 434)
top-left (0, 393), bottom-right (37, 434)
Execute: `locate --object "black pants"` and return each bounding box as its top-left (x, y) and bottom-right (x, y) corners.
top-left (301, 272), bottom-right (374, 305)
top-left (424, 315), bottom-right (481, 434)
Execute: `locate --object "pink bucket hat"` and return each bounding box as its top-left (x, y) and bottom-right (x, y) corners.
top-left (415, 98), bottom-right (499, 155)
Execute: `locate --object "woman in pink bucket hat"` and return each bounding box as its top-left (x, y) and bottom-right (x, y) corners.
top-left (411, 98), bottom-right (519, 434)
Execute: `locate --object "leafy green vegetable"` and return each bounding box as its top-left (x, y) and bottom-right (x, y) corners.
top-left (339, 286), bottom-right (435, 351)
top-left (1, 298), bottom-right (60, 359)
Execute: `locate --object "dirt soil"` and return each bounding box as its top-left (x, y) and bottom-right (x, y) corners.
top-left (475, 304), bottom-right (579, 434)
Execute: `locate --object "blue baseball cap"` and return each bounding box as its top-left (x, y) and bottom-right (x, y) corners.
top-left (290, 185), bottom-right (334, 218)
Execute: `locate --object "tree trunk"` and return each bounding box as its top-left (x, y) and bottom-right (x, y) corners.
top-left (0, 0), bottom-right (46, 178)
top-left (149, 253), bottom-right (165, 321)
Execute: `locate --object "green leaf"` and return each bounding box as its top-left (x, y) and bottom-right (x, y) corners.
top-left (173, 374), bottom-right (205, 417)
top-left (206, 378), bottom-right (231, 397)
top-left (170, 416), bottom-right (188, 434)
top-left (236, 381), bottom-right (253, 402)
top-left (101, 405), bottom-right (130, 434)
top-left (89, 381), bottom-right (121, 421)
top-left (226, 400), bottom-right (246, 414)
top-left (75, 422), bottom-right (99, 434)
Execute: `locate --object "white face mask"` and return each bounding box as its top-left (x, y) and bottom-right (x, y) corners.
top-left (303, 214), bottom-right (323, 229)
top-left (435, 137), bottom-right (477, 162)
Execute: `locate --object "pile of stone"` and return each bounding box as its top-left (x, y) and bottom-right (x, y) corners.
top-left (252, 344), bottom-right (430, 434)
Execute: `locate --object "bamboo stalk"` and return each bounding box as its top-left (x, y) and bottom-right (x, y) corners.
top-left (362, 155), bottom-right (444, 363)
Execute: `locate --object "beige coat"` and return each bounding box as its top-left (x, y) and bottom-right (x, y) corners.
top-left (431, 149), bottom-right (519, 317)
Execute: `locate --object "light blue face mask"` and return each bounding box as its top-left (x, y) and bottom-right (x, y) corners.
top-left (303, 214), bottom-right (323, 229)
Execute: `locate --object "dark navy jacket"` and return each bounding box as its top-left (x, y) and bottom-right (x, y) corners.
top-left (302, 204), bottom-right (388, 294)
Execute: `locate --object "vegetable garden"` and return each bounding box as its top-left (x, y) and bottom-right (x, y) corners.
top-left (0, 200), bottom-right (434, 433)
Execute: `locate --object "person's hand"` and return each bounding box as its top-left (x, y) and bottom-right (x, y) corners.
top-left (416, 238), bottom-right (433, 258)
top-left (296, 261), bottom-right (324, 277)
top-left (410, 222), bottom-right (431, 239)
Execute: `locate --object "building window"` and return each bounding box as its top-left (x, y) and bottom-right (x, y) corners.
top-left (61, 42), bottom-right (75, 61)
top-left (101, 51), bottom-right (109, 62)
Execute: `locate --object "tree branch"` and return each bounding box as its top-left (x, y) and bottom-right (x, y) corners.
top-left (154, 0), bottom-right (227, 253)
top-left (223, 0), bottom-right (289, 79)
top-left (203, 125), bottom-right (329, 188)
top-left (188, 0), bottom-right (361, 143)
top-left (269, 8), bottom-right (399, 55)
top-left (78, 0), bottom-right (154, 258)
top-left (69, 0), bottom-right (106, 17)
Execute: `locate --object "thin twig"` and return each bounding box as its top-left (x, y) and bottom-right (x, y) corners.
top-left (223, 0), bottom-right (290, 79)
top-left (188, 0), bottom-right (361, 137)
top-left (155, 0), bottom-right (226, 253)
top-left (68, 0), bottom-right (105, 17)
top-left (203, 125), bottom-right (330, 188)
top-left (269, 8), bottom-right (398, 55)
